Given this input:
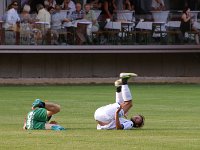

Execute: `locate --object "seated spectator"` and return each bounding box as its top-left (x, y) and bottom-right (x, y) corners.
top-left (66, 3), bottom-right (85, 45)
top-left (61, 0), bottom-right (76, 12)
top-left (51, 5), bottom-right (64, 30)
top-left (180, 7), bottom-right (200, 44)
top-left (3, 1), bottom-right (20, 30)
top-left (70, 3), bottom-right (84, 21)
top-left (151, 0), bottom-right (165, 11)
top-left (50, 5), bottom-right (66, 44)
top-left (20, 4), bottom-right (32, 23)
top-left (84, 4), bottom-right (99, 41)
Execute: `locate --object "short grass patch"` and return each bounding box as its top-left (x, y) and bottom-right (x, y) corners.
top-left (0, 84), bottom-right (199, 150)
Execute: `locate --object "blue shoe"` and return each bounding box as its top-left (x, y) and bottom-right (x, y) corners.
top-left (51, 125), bottom-right (65, 131)
top-left (32, 99), bottom-right (44, 108)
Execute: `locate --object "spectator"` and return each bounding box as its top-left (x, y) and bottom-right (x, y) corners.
top-left (51, 5), bottom-right (64, 30)
top-left (86, 0), bottom-right (102, 10)
top-left (151, 0), bottom-right (165, 11)
top-left (49, 5), bottom-right (62, 44)
top-left (180, 7), bottom-right (200, 44)
top-left (61, 0), bottom-right (76, 12)
top-left (20, 4), bottom-right (32, 23)
top-left (100, 0), bottom-right (117, 21)
top-left (84, 4), bottom-right (99, 42)
top-left (67, 3), bottom-right (85, 45)
top-left (3, 1), bottom-right (20, 30)
top-left (44, 0), bottom-right (57, 10)
top-left (36, 4), bottom-right (51, 28)
top-left (70, 3), bottom-right (84, 21)
top-left (123, 0), bottom-right (134, 11)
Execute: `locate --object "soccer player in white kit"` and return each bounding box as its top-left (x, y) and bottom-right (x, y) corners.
top-left (94, 73), bottom-right (144, 130)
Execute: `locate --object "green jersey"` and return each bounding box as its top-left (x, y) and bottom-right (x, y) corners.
top-left (26, 108), bottom-right (48, 130)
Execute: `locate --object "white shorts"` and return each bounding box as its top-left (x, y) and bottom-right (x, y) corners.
top-left (94, 103), bottom-right (124, 123)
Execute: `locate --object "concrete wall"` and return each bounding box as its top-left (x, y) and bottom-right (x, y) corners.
top-left (0, 53), bottom-right (200, 78)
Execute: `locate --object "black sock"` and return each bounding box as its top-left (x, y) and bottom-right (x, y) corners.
top-left (122, 78), bottom-right (128, 85)
top-left (116, 86), bottom-right (122, 93)
top-left (47, 115), bottom-right (52, 121)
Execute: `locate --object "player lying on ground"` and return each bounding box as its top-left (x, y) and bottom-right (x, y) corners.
top-left (23, 99), bottom-right (65, 130)
top-left (94, 73), bottom-right (145, 130)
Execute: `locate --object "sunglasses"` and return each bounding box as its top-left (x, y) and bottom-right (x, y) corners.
top-left (13, 3), bottom-right (18, 6)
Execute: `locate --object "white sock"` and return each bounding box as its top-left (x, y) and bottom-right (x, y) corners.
top-left (115, 92), bottom-right (124, 104)
top-left (122, 84), bottom-right (132, 101)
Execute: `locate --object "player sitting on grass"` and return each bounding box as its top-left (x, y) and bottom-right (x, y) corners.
top-left (23, 99), bottom-right (65, 130)
top-left (94, 73), bottom-right (145, 130)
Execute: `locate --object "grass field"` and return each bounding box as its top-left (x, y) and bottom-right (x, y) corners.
top-left (0, 84), bottom-right (199, 150)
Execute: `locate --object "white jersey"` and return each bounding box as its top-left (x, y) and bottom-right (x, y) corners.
top-left (97, 118), bottom-right (134, 130)
top-left (94, 103), bottom-right (134, 130)
top-left (94, 103), bottom-right (124, 123)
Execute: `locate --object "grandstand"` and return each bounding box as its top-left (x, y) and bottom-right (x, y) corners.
top-left (1, 0), bottom-right (200, 84)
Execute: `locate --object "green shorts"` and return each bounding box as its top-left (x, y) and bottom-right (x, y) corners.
top-left (26, 108), bottom-right (48, 130)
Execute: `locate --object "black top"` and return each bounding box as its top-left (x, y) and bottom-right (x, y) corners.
top-left (180, 13), bottom-right (191, 33)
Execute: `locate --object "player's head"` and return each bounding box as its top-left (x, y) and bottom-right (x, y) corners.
top-left (130, 114), bottom-right (145, 128)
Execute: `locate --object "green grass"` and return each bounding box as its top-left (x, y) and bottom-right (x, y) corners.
top-left (0, 84), bottom-right (200, 150)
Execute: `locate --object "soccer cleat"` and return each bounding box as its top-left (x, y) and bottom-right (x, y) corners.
top-left (32, 99), bottom-right (45, 108)
top-left (51, 125), bottom-right (65, 131)
top-left (120, 73), bottom-right (138, 78)
top-left (119, 73), bottom-right (138, 84)
top-left (114, 79), bottom-right (122, 87)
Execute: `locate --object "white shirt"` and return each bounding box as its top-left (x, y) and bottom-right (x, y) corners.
top-left (97, 118), bottom-right (134, 130)
top-left (94, 103), bottom-right (134, 130)
top-left (36, 8), bottom-right (51, 28)
top-left (151, 0), bottom-right (165, 9)
top-left (62, 1), bottom-right (76, 12)
top-left (94, 103), bottom-right (124, 123)
top-left (4, 8), bottom-right (20, 29)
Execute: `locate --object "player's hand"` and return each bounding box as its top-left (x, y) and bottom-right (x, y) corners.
top-left (116, 105), bottom-right (122, 113)
top-left (50, 121), bottom-right (58, 124)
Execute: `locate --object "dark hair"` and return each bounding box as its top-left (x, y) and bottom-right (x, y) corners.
top-left (36, 4), bottom-right (44, 11)
top-left (11, 1), bottom-right (18, 6)
top-left (183, 7), bottom-right (190, 14)
top-left (131, 114), bottom-right (145, 128)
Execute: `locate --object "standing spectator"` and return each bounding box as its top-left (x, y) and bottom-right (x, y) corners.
top-left (61, 0), bottom-right (76, 12)
top-left (151, 0), bottom-right (165, 11)
top-left (180, 7), bottom-right (200, 44)
top-left (3, 1), bottom-right (20, 30)
top-left (100, 0), bottom-right (117, 21)
top-left (36, 4), bottom-right (51, 28)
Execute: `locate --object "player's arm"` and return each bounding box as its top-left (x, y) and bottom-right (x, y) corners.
top-left (23, 117), bottom-right (27, 130)
top-left (115, 105), bottom-right (123, 130)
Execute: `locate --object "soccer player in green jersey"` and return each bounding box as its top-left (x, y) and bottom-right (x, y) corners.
top-left (23, 99), bottom-right (65, 130)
